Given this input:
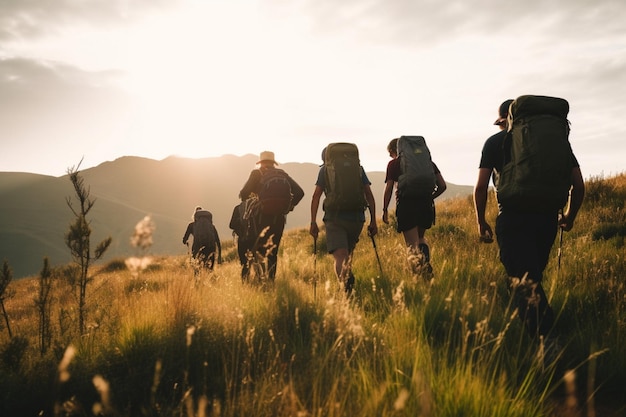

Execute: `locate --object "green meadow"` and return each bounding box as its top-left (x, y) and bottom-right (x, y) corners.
top-left (1, 173), bottom-right (625, 417)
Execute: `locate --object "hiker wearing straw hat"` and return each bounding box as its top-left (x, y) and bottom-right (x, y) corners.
top-left (239, 151), bottom-right (304, 282)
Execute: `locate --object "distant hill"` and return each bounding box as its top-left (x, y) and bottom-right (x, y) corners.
top-left (0, 155), bottom-right (473, 278)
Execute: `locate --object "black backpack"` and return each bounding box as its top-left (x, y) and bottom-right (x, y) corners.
top-left (229, 202), bottom-right (256, 241)
top-left (258, 169), bottom-right (293, 216)
top-left (397, 136), bottom-right (436, 198)
top-left (497, 95), bottom-right (574, 212)
top-left (323, 142), bottom-right (367, 212)
top-left (193, 209), bottom-right (217, 251)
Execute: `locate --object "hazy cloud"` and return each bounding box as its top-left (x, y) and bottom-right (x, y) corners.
top-left (0, 0), bottom-right (179, 41)
top-left (267, 0), bottom-right (626, 44)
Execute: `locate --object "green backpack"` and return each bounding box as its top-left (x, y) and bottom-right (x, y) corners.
top-left (323, 142), bottom-right (367, 212)
top-left (497, 95), bottom-right (574, 212)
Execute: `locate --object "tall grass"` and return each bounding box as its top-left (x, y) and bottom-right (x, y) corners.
top-left (1, 173), bottom-right (625, 416)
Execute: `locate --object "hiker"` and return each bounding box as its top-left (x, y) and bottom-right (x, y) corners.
top-left (473, 97), bottom-right (584, 345)
top-left (309, 143), bottom-right (378, 295)
top-left (182, 206), bottom-right (222, 271)
top-left (239, 151), bottom-right (305, 282)
top-left (382, 137), bottom-right (447, 275)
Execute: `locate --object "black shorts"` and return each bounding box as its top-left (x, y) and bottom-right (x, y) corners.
top-left (396, 197), bottom-right (435, 232)
top-left (495, 210), bottom-right (558, 283)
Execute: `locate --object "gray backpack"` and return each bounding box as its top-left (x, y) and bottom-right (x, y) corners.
top-left (193, 209), bottom-right (217, 251)
top-left (397, 136), bottom-right (436, 198)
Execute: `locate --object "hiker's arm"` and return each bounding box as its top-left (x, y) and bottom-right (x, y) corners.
top-left (215, 226), bottom-right (222, 262)
top-left (560, 167), bottom-right (585, 232)
top-left (432, 172), bottom-right (447, 199)
top-left (474, 168), bottom-right (493, 242)
top-left (182, 223), bottom-right (193, 244)
top-left (382, 180), bottom-right (394, 224)
top-left (310, 185), bottom-right (323, 238)
top-left (289, 177), bottom-right (305, 208)
top-left (239, 170), bottom-right (261, 200)
top-left (364, 184), bottom-right (378, 236)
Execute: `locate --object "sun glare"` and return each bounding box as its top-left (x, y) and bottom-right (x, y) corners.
top-left (116, 2), bottom-right (305, 159)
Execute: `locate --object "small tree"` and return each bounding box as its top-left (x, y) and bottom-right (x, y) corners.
top-left (0, 260), bottom-right (13, 338)
top-left (65, 161), bottom-right (112, 335)
top-left (35, 257), bottom-right (53, 355)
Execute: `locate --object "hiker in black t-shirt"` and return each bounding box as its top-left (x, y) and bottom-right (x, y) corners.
top-left (473, 99), bottom-right (585, 346)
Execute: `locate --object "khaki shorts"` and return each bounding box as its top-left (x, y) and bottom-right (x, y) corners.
top-left (324, 218), bottom-right (364, 254)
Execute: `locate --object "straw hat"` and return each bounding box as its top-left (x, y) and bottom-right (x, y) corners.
top-left (257, 151), bottom-right (278, 165)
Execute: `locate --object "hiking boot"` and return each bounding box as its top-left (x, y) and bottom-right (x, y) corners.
top-left (241, 265), bottom-right (251, 283)
top-left (418, 243), bottom-right (430, 264)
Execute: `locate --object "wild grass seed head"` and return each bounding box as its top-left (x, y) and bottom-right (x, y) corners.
top-left (393, 281), bottom-right (407, 313)
top-left (58, 344), bottom-right (76, 382)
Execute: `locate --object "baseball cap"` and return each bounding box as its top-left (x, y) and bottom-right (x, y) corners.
top-left (494, 99), bottom-right (514, 125)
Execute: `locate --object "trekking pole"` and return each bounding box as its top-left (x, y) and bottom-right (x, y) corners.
top-left (313, 236), bottom-right (318, 301)
top-left (557, 226), bottom-right (564, 274)
top-left (369, 233), bottom-right (384, 278)
top-left (557, 209), bottom-right (564, 277)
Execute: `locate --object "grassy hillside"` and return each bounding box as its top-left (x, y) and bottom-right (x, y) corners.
top-left (0, 173), bottom-right (623, 416)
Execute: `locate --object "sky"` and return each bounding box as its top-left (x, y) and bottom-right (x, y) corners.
top-left (1, 0), bottom-right (624, 185)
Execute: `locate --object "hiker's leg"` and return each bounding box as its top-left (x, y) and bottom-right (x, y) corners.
top-left (398, 197), bottom-right (432, 271)
top-left (497, 211), bottom-right (534, 333)
top-left (207, 252), bottom-right (216, 271)
top-left (519, 213), bottom-right (557, 337)
top-left (531, 212), bottom-right (559, 337)
top-left (326, 219), bottom-right (361, 294)
top-left (417, 227), bottom-right (427, 245)
top-left (199, 248), bottom-right (212, 270)
top-left (402, 227), bottom-right (420, 250)
top-left (497, 211), bottom-right (557, 338)
top-left (192, 247), bottom-right (203, 273)
top-left (332, 248), bottom-right (354, 293)
top-left (265, 218), bottom-right (285, 280)
top-left (238, 239), bottom-right (251, 282)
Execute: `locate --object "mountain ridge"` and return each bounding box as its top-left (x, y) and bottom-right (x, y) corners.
top-left (0, 155), bottom-right (473, 278)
